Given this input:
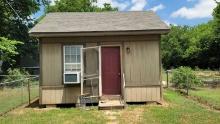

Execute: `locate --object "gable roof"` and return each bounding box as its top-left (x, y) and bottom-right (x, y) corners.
top-left (29, 11), bottom-right (169, 37)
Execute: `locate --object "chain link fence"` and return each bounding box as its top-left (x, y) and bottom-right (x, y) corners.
top-left (162, 70), bottom-right (220, 95)
top-left (0, 75), bottom-right (39, 116)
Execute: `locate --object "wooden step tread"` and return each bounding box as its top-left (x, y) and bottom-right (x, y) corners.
top-left (98, 97), bottom-right (125, 110)
top-left (100, 95), bottom-right (122, 100)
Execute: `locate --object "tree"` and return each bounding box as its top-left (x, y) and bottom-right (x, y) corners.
top-left (0, 0), bottom-right (44, 72)
top-left (211, 2), bottom-right (220, 68)
top-left (161, 26), bottom-right (191, 68)
top-left (161, 22), bottom-right (216, 69)
top-left (46, 0), bottom-right (117, 12)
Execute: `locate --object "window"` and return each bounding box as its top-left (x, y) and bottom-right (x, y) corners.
top-left (63, 45), bottom-right (82, 84)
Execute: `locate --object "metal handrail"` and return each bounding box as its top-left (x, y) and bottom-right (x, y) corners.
top-left (123, 73), bottom-right (125, 88)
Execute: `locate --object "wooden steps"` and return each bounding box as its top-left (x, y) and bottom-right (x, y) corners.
top-left (98, 95), bottom-right (125, 110)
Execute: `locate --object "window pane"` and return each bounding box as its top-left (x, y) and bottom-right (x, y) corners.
top-left (76, 64), bottom-right (81, 70)
top-left (77, 55), bottom-right (81, 63)
top-left (65, 46), bottom-right (70, 55)
top-left (76, 47), bottom-right (81, 55)
top-left (72, 64), bottom-right (77, 70)
top-left (65, 74), bottom-right (77, 82)
top-left (65, 65), bottom-right (71, 72)
top-left (71, 46), bottom-right (77, 55)
top-left (64, 45), bottom-right (82, 74)
top-left (70, 55), bottom-right (77, 63)
top-left (65, 55), bottom-right (71, 63)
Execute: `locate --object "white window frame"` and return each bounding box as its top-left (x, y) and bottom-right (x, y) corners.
top-left (63, 45), bottom-right (83, 84)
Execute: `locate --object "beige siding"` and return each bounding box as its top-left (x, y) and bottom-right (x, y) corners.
top-left (41, 86), bottom-right (80, 104)
top-left (41, 43), bottom-right (62, 86)
top-left (125, 87), bottom-right (161, 102)
top-left (124, 41), bottom-right (160, 86)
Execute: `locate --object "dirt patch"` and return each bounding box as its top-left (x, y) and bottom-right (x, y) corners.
top-left (160, 101), bottom-right (169, 107)
top-left (8, 108), bottom-right (27, 115)
top-left (104, 111), bottom-right (121, 124)
top-left (119, 106), bottom-right (144, 124)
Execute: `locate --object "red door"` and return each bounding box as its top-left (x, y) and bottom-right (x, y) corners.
top-left (102, 47), bottom-right (121, 95)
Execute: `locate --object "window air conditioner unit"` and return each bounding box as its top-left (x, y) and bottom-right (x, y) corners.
top-left (64, 72), bottom-right (80, 84)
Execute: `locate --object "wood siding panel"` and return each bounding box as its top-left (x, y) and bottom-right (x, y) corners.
top-left (40, 86), bottom-right (80, 104)
top-left (125, 87), bottom-right (161, 102)
top-left (124, 41), bottom-right (160, 86)
top-left (41, 43), bottom-right (62, 86)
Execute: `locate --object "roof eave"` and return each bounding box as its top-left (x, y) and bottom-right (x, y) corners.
top-left (29, 29), bottom-right (170, 38)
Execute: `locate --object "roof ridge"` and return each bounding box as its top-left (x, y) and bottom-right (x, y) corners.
top-left (47, 11), bottom-right (154, 14)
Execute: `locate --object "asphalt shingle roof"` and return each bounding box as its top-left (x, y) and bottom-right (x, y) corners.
top-left (29, 11), bottom-right (169, 34)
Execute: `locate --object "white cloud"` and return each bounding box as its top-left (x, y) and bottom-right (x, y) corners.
top-left (94, 0), bottom-right (129, 11)
top-left (150, 4), bottom-right (165, 12)
top-left (129, 0), bottom-right (147, 11)
top-left (164, 20), bottom-right (177, 26)
top-left (171, 0), bottom-right (218, 19)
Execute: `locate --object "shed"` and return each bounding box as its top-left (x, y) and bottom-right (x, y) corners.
top-left (29, 11), bottom-right (169, 106)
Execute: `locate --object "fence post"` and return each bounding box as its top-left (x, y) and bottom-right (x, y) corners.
top-left (166, 70), bottom-right (169, 88)
top-left (186, 75), bottom-right (189, 96)
top-left (27, 79), bottom-right (31, 105)
top-left (21, 81), bottom-right (23, 104)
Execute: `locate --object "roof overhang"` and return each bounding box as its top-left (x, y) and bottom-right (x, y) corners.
top-left (29, 29), bottom-right (170, 38)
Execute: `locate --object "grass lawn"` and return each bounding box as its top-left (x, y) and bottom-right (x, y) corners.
top-left (1, 89), bottom-right (220, 124)
top-left (140, 90), bottom-right (220, 124)
top-left (190, 88), bottom-right (220, 109)
top-left (0, 84), bottom-right (39, 115)
top-left (0, 108), bottom-right (107, 124)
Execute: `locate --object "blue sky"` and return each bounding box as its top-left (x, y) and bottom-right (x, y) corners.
top-left (33, 0), bottom-right (219, 26)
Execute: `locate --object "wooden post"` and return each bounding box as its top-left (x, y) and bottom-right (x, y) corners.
top-left (27, 79), bottom-right (31, 105)
top-left (186, 75), bottom-right (189, 96)
top-left (166, 71), bottom-right (169, 88)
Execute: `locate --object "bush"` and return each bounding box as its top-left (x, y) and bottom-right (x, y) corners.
top-left (3, 68), bottom-right (30, 88)
top-left (171, 66), bottom-right (202, 89)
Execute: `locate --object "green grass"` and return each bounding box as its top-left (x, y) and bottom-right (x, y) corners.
top-left (141, 89), bottom-right (220, 124)
top-left (1, 89), bottom-right (220, 124)
top-left (0, 108), bottom-right (107, 124)
top-left (190, 88), bottom-right (220, 109)
top-left (0, 84), bottom-right (39, 114)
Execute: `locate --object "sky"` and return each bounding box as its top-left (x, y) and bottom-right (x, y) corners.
top-left (33, 0), bottom-right (219, 26)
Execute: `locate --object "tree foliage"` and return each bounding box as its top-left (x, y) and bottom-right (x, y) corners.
top-left (0, 37), bottom-right (23, 62)
top-left (46, 0), bottom-right (117, 12)
top-left (171, 66), bottom-right (201, 89)
top-left (3, 68), bottom-right (30, 87)
top-left (162, 20), bottom-right (219, 69)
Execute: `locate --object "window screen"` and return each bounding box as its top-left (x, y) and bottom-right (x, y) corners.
top-left (64, 46), bottom-right (81, 72)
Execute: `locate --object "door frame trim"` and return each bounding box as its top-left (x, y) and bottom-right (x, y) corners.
top-left (100, 44), bottom-right (123, 96)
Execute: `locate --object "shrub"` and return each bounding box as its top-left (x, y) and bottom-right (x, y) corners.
top-left (3, 68), bottom-right (30, 88)
top-left (171, 66), bottom-right (202, 89)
